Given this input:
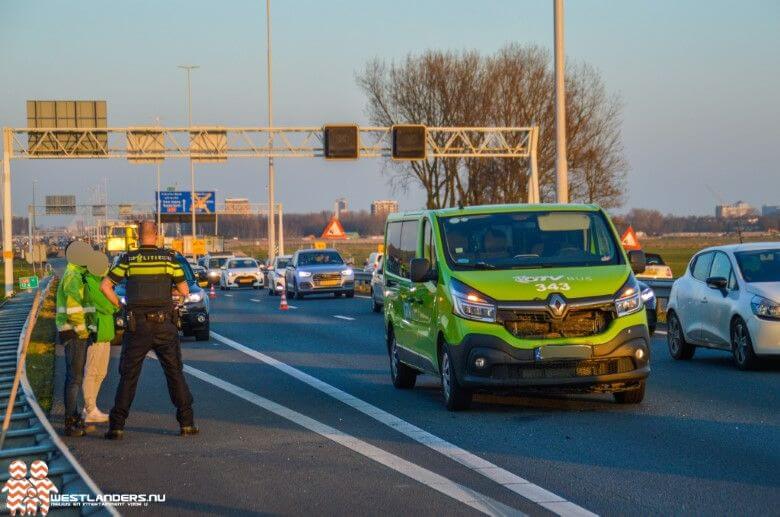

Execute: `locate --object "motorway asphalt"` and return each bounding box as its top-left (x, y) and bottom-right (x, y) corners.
top-left (53, 286), bottom-right (780, 516)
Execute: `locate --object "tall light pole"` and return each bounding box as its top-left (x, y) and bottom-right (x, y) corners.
top-left (265, 0), bottom-right (276, 263)
top-left (179, 64), bottom-right (199, 254)
top-left (154, 116), bottom-right (162, 240)
top-left (554, 0), bottom-right (569, 203)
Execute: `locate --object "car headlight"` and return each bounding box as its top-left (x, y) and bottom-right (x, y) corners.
top-left (298, 271), bottom-right (312, 278)
top-left (185, 292), bottom-right (204, 303)
top-left (614, 275), bottom-right (643, 317)
top-left (449, 278), bottom-right (496, 323)
top-left (751, 295), bottom-right (780, 319)
top-left (342, 269), bottom-right (354, 276)
top-left (640, 286), bottom-right (655, 303)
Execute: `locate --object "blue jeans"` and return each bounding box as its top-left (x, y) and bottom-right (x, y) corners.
top-left (64, 337), bottom-right (89, 420)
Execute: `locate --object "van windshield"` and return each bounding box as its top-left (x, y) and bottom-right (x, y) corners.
top-left (439, 210), bottom-right (622, 270)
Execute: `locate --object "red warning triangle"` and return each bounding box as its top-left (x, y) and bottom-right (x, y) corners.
top-left (620, 226), bottom-right (642, 250)
top-left (321, 217), bottom-right (347, 239)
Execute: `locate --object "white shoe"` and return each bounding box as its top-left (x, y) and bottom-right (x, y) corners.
top-left (83, 408), bottom-right (109, 424)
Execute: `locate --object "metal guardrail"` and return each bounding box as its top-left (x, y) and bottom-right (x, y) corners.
top-left (0, 280), bottom-right (117, 516)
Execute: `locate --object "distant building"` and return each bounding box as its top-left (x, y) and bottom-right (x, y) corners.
top-left (762, 205), bottom-right (780, 217)
top-left (224, 198), bottom-right (251, 214)
top-left (715, 201), bottom-right (755, 219)
top-left (371, 200), bottom-right (399, 217)
top-left (334, 197), bottom-right (348, 218)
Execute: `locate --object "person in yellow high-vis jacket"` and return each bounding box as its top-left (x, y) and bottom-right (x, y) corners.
top-left (55, 241), bottom-right (95, 437)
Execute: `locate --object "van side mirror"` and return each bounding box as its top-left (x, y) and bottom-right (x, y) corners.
top-left (627, 250), bottom-right (646, 275)
top-left (706, 276), bottom-right (728, 290)
top-left (410, 258), bottom-right (435, 283)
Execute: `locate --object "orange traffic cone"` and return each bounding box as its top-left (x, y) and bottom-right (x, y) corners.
top-left (279, 282), bottom-right (289, 311)
top-left (209, 283), bottom-right (216, 299)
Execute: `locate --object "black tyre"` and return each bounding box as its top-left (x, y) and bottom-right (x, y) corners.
top-left (390, 334), bottom-right (417, 389)
top-left (731, 317), bottom-right (759, 370)
top-left (346, 290), bottom-right (355, 299)
top-left (371, 295), bottom-right (382, 313)
top-left (613, 381), bottom-right (646, 404)
top-left (667, 312), bottom-right (695, 360)
top-left (440, 347), bottom-right (472, 411)
top-left (334, 292), bottom-right (343, 298)
top-left (295, 288), bottom-right (304, 300)
top-left (195, 327), bottom-right (210, 342)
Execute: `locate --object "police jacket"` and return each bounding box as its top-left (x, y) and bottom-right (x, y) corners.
top-left (107, 245), bottom-right (185, 310)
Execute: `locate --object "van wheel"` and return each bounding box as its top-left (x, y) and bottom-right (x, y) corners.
top-left (731, 318), bottom-right (759, 370)
top-left (667, 312), bottom-right (695, 360)
top-left (440, 347), bottom-right (471, 411)
top-left (195, 327), bottom-right (210, 342)
top-left (613, 381), bottom-right (645, 404)
top-left (390, 336), bottom-right (417, 389)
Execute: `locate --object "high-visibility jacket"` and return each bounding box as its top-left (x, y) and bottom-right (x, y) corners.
top-left (85, 273), bottom-right (117, 343)
top-left (56, 263), bottom-right (94, 340)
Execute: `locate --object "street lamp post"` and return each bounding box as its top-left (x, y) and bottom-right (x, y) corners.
top-left (154, 117), bottom-right (162, 242)
top-left (554, 0), bottom-right (569, 203)
top-left (265, 0), bottom-right (276, 263)
top-left (179, 64), bottom-right (199, 255)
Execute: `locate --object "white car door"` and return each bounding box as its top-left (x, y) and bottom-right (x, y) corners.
top-left (682, 251), bottom-right (716, 344)
top-left (700, 251), bottom-right (739, 348)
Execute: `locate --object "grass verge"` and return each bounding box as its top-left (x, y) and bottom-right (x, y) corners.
top-left (26, 278), bottom-right (58, 413)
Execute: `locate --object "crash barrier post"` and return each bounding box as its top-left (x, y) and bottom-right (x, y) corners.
top-left (0, 289), bottom-right (42, 449)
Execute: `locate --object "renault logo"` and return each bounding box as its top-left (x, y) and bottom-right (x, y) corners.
top-left (547, 294), bottom-right (568, 318)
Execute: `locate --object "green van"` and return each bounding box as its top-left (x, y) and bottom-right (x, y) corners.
top-left (382, 204), bottom-right (650, 410)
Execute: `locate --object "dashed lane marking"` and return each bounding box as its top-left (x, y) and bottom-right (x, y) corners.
top-left (177, 361), bottom-right (523, 516)
top-left (333, 315), bottom-right (355, 321)
top-left (654, 330), bottom-right (667, 336)
top-left (287, 305), bottom-right (299, 310)
top-left (224, 294), bottom-right (233, 297)
top-left (250, 298), bottom-right (261, 302)
top-left (210, 332), bottom-right (596, 517)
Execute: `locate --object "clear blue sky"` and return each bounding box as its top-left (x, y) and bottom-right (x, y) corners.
top-left (1, 0), bottom-right (778, 217)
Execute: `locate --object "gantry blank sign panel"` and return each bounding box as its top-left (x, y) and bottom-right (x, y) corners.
top-left (26, 100), bottom-right (107, 156)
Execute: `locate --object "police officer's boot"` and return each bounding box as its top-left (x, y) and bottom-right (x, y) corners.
top-left (180, 425), bottom-right (199, 436)
top-left (64, 417), bottom-right (86, 437)
top-left (104, 428), bottom-right (124, 440)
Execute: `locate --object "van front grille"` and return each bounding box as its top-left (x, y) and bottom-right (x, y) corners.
top-left (491, 357), bottom-right (635, 380)
top-left (498, 307), bottom-right (613, 339)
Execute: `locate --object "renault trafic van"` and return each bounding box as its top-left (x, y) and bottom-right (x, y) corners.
top-left (383, 204), bottom-right (649, 410)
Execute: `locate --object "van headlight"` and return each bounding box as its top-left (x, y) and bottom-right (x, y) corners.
top-left (185, 292), bottom-right (204, 304)
top-left (614, 276), bottom-right (643, 317)
top-left (750, 295), bottom-right (780, 319)
top-left (450, 278), bottom-right (496, 323)
top-left (298, 271), bottom-right (312, 278)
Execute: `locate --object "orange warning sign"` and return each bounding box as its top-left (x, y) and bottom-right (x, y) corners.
top-left (321, 217), bottom-right (347, 240)
top-left (620, 226), bottom-right (641, 250)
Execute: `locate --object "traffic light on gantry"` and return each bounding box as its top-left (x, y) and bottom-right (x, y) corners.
top-left (392, 125), bottom-right (427, 160)
top-left (323, 125), bottom-right (360, 159)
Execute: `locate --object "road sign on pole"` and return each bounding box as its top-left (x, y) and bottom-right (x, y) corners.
top-left (18, 275), bottom-right (39, 291)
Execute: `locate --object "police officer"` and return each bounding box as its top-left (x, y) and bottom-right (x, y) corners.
top-left (100, 220), bottom-right (198, 439)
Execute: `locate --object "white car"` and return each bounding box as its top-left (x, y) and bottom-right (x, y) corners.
top-left (266, 255), bottom-right (292, 296)
top-left (666, 242), bottom-right (780, 369)
top-left (219, 257), bottom-right (264, 290)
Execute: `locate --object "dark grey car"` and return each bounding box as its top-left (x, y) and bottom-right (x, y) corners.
top-left (285, 248), bottom-right (355, 299)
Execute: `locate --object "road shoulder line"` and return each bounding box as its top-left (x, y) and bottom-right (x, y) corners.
top-left (210, 331), bottom-right (596, 517)
top-left (178, 361), bottom-right (523, 517)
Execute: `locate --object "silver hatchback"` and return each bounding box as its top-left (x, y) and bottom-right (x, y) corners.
top-left (285, 248), bottom-right (355, 299)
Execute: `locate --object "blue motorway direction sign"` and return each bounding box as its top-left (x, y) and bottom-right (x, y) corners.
top-left (156, 191), bottom-right (215, 214)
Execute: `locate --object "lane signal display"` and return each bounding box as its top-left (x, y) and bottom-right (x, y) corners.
top-left (392, 125), bottom-right (427, 160)
top-left (323, 125), bottom-right (359, 159)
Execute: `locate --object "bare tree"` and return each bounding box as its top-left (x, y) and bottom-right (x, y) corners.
top-left (356, 44), bottom-right (628, 208)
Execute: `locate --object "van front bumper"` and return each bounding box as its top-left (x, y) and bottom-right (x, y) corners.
top-left (448, 324), bottom-right (650, 393)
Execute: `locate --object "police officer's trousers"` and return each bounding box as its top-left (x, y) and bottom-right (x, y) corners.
top-left (109, 314), bottom-right (194, 429)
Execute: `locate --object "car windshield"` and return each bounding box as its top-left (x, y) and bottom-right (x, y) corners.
top-left (229, 259), bottom-right (257, 269)
top-left (208, 257), bottom-right (229, 268)
top-left (439, 210), bottom-right (622, 270)
top-left (175, 255), bottom-right (196, 283)
top-left (735, 250), bottom-right (780, 283)
top-left (298, 251), bottom-right (344, 266)
top-left (275, 258), bottom-right (290, 269)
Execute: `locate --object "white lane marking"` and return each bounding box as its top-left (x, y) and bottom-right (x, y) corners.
top-left (333, 315), bottom-right (355, 321)
top-left (250, 298), bottom-right (261, 302)
top-left (224, 294), bottom-right (233, 297)
top-left (210, 332), bottom-right (595, 517)
top-left (287, 305), bottom-right (299, 310)
top-left (355, 295), bottom-right (372, 299)
top-left (654, 330), bottom-right (667, 336)
top-left (178, 361), bottom-right (523, 517)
